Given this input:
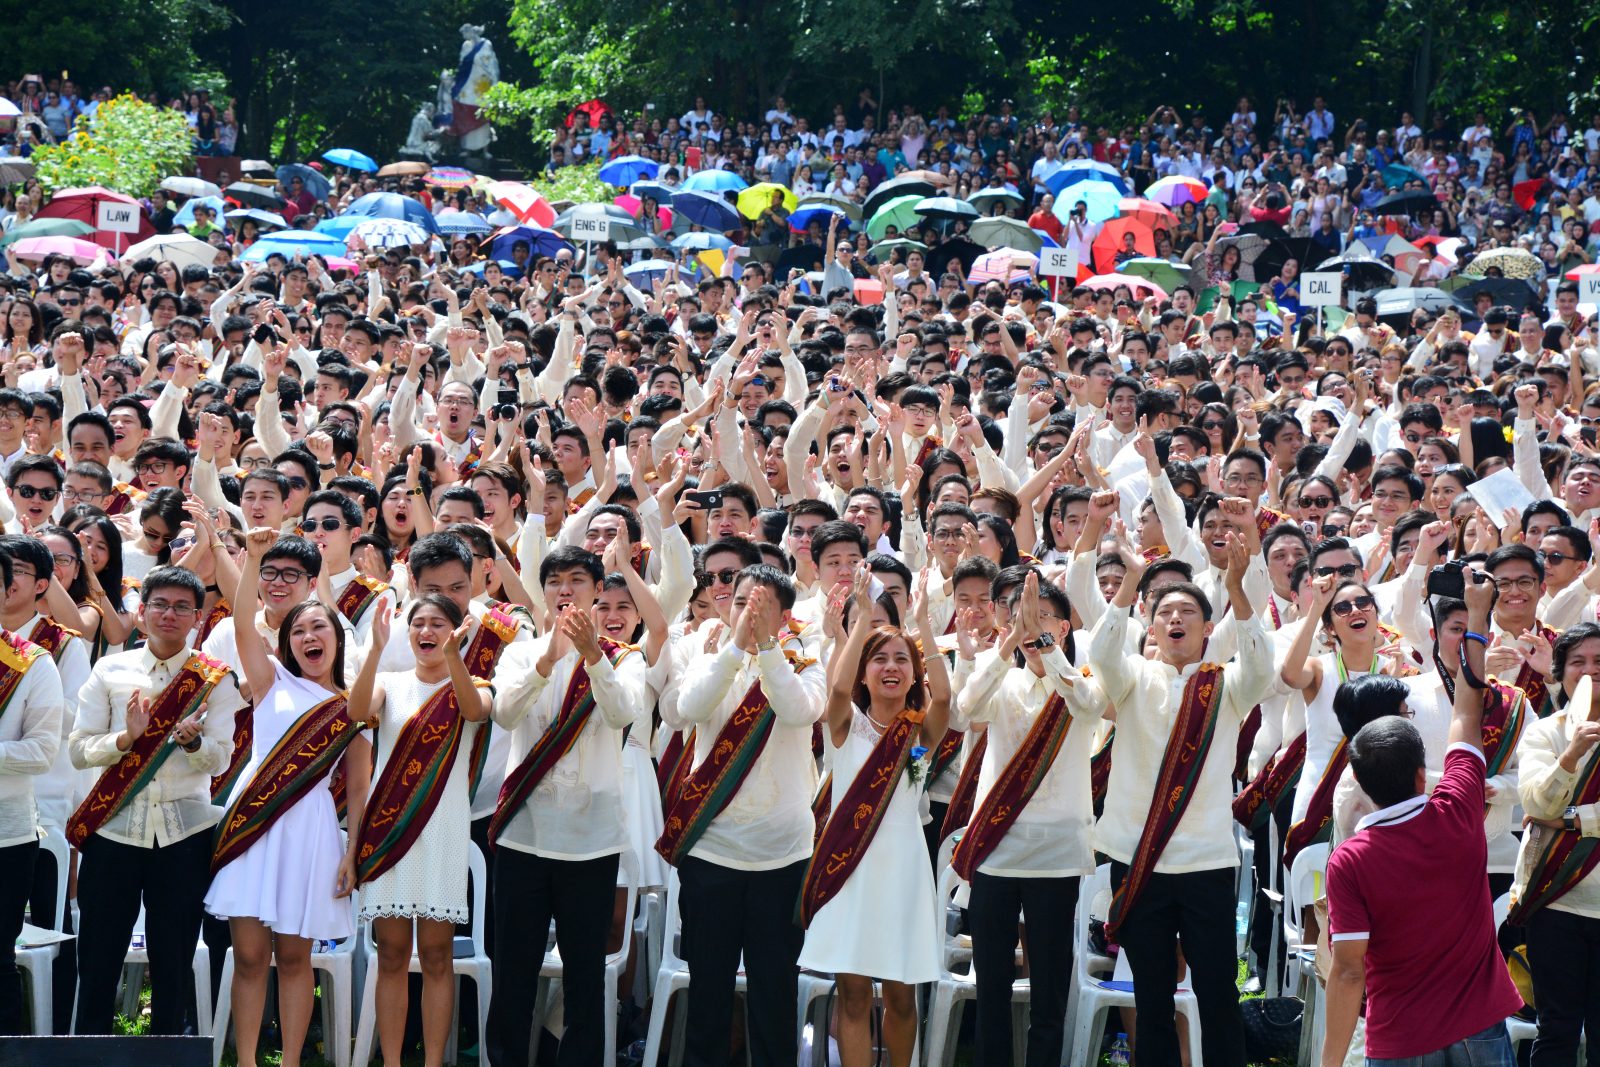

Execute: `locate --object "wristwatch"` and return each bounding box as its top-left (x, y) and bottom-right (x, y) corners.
top-left (1565, 806), bottom-right (1580, 832)
top-left (1033, 631), bottom-right (1056, 650)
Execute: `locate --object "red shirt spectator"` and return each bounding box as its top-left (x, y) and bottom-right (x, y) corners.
top-left (1028, 208), bottom-right (1063, 242)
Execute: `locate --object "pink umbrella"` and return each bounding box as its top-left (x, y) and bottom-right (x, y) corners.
top-left (614, 194), bottom-right (673, 231)
top-left (1566, 264), bottom-right (1600, 281)
top-left (967, 249), bottom-right (1038, 284)
top-left (1083, 271), bottom-right (1168, 302)
top-left (485, 181), bottom-right (556, 228)
top-left (1143, 175), bottom-right (1209, 208)
top-left (1117, 197), bottom-right (1178, 231)
top-left (11, 235), bottom-right (115, 266)
top-left (324, 255), bottom-right (360, 273)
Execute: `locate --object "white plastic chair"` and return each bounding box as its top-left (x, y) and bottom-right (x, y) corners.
top-left (350, 841), bottom-right (492, 1067)
top-left (114, 907), bottom-right (212, 1036)
top-left (1234, 822), bottom-right (1255, 958)
top-left (923, 863), bottom-right (1031, 1067)
top-left (17, 828), bottom-right (69, 1034)
top-left (1283, 843), bottom-right (1330, 1063)
top-left (1066, 865), bottom-right (1203, 1067)
top-left (528, 849), bottom-right (639, 1067)
top-left (210, 899), bottom-right (360, 1067)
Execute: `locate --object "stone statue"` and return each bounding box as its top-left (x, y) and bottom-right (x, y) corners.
top-left (402, 102), bottom-right (439, 161)
top-left (449, 24), bottom-right (499, 155)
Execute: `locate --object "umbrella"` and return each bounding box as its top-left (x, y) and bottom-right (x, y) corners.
top-left (462, 259), bottom-right (522, 279)
top-left (485, 182), bottom-right (556, 228)
top-left (625, 259), bottom-right (697, 287)
top-left (1565, 264), bottom-right (1600, 282)
top-left (1119, 257), bottom-right (1191, 293)
top-left (670, 190), bottom-right (742, 231)
top-left (172, 196), bottom-right (226, 227)
top-left (0, 100), bottom-right (16, 119)
top-left (1090, 217), bottom-right (1155, 273)
top-left (554, 203), bottom-right (645, 243)
top-left (426, 166), bottom-right (476, 190)
top-left (1512, 178), bottom-right (1547, 212)
top-left (1381, 163), bottom-right (1428, 189)
top-left (870, 239), bottom-right (929, 259)
top-left (435, 210), bottom-right (493, 237)
top-left (1117, 197), bottom-right (1178, 231)
top-left (862, 175), bottom-right (936, 219)
top-left (926, 237), bottom-right (987, 281)
top-left (1372, 189), bottom-right (1441, 217)
top-left (224, 182), bottom-right (286, 210)
top-left (160, 176), bottom-right (221, 199)
top-left (1143, 175), bottom-right (1208, 208)
top-left (967, 249), bottom-right (1038, 285)
top-left (672, 231), bottom-right (734, 252)
top-left (1051, 180), bottom-right (1121, 224)
top-left (12, 235), bottom-right (113, 266)
top-left (1371, 287), bottom-right (1456, 319)
top-left (968, 216), bottom-right (1041, 253)
top-left (348, 218), bottom-right (432, 250)
top-left (343, 191), bottom-right (439, 234)
top-left (1217, 233), bottom-right (1273, 282)
top-left (241, 231), bottom-right (349, 261)
top-left (376, 161), bottom-right (429, 178)
top-left (275, 163), bottom-right (330, 201)
top-left (776, 245), bottom-right (828, 279)
top-left (238, 159), bottom-right (274, 177)
top-left (680, 169), bottom-right (747, 194)
top-left (914, 196), bottom-right (980, 223)
top-left (322, 148), bottom-right (378, 172)
top-left (798, 192), bottom-right (864, 222)
top-left (618, 234), bottom-right (672, 252)
top-left (323, 255), bottom-right (361, 273)
top-left (1449, 276), bottom-right (1539, 314)
top-left (0, 217), bottom-right (94, 250)
top-left (968, 187), bottom-right (1025, 215)
top-left (0, 157), bottom-right (35, 185)
top-left (866, 194), bottom-right (925, 240)
top-left (1316, 251), bottom-right (1398, 290)
top-left (313, 216), bottom-right (364, 240)
top-left (1044, 161), bottom-right (1129, 197)
top-left (1463, 246), bottom-right (1542, 281)
top-left (34, 185), bottom-right (153, 251)
top-left (630, 181), bottom-right (676, 205)
top-left (737, 182), bottom-right (798, 220)
top-left (1356, 234), bottom-right (1430, 280)
top-left (224, 208), bottom-right (288, 230)
top-left (1083, 272), bottom-right (1168, 301)
top-left (789, 206), bottom-right (851, 232)
top-left (486, 225), bottom-right (573, 261)
top-left (598, 154), bottom-right (660, 187)
top-left (565, 99), bottom-right (612, 130)
top-left (122, 232), bottom-right (218, 271)
top-left (613, 194), bottom-right (674, 231)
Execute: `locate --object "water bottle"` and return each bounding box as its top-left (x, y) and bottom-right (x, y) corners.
top-left (1109, 1032), bottom-right (1131, 1066)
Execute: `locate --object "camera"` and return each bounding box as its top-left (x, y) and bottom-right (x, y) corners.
top-left (1426, 559), bottom-right (1489, 600)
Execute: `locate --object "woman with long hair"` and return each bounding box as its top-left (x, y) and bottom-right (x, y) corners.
top-left (798, 567), bottom-right (949, 1067)
top-left (123, 486), bottom-right (188, 580)
top-left (35, 522), bottom-right (133, 658)
top-left (64, 509), bottom-right (136, 659)
top-left (3, 297), bottom-right (44, 354)
top-left (206, 529), bottom-right (371, 1067)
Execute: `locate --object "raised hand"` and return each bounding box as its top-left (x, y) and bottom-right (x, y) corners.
top-left (244, 527), bottom-right (277, 560)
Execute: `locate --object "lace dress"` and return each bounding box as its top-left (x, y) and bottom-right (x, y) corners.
top-left (358, 671), bottom-right (476, 925)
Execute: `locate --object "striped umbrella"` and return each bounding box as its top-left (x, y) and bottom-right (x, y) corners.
top-left (347, 218), bottom-right (432, 250)
top-left (1143, 175), bottom-right (1209, 208)
top-left (427, 166), bottom-right (476, 190)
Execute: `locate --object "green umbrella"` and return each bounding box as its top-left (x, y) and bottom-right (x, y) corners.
top-left (1194, 280), bottom-right (1263, 314)
top-left (870, 238), bottom-right (929, 259)
top-left (0, 217), bottom-right (95, 250)
top-left (1119, 257), bottom-right (1190, 293)
top-left (866, 194), bottom-right (925, 241)
top-left (968, 216), bottom-right (1041, 253)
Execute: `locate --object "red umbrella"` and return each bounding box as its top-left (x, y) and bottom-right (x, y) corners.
top-left (1566, 264), bottom-right (1600, 281)
top-left (565, 99), bottom-right (612, 130)
top-left (1512, 178), bottom-right (1546, 212)
top-left (35, 185), bottom-right (153, 252)
top-left (1117, 197), bottom-right (1177, 232)
top-left (1091, 217), bottom-right (1155, 273)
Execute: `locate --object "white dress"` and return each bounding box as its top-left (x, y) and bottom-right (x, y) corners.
top-left (205, 662), bottom-right (353, 940)
top-left (620, 711), bottom-right (667, 889)
top-left (358, 671), bottom-right (476, 925)
top-left (797, 708), bottom-right (940, 984)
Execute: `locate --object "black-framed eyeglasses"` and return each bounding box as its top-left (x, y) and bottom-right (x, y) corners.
top-left (260, 565), bottom-right (309, 584)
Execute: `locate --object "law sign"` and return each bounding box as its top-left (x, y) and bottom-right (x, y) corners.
top-left (569, 215), bottom-right (611, 241)
top-left (1581, 275), bottom-right (1600, 306)
top-left (1302, 272), bottom-right (1343, 307)
top-left (1039, 247), bottom-right (1078, 278)
top-left (96, 200), bottom-right (141, 233)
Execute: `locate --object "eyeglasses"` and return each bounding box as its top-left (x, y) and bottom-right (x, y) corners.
top-left (239, 457), bottom-right (273, 471)
top-left (703, 568), bottom-right (739, 586)
top-left (0, 409), bottom-right (25, 422)
top-left (932, 527), bottom-right (969, 542)
top-left (299, 517), bottom-right (346, 533)
top-left (260, 566), bottom-right (309, 584)
top-left (136, 461), bottom-right (171, 476)
top-left (1542, 550), bottom-right (1579, 567)
top-left (1299, 495), bottom-right (1335, 509)
top-left (1201, 420), bottom-right (1225, 430)
top-left (1315, 563), bottom-right (1362, 578)
top-left (1223, 473), bottom-right (1264, 488)
top-left (1330, 594), bottom-right (1377, 617)
top-left (438, 396), bottom-right (475, 408)
top-left (283, 475), bottom-right (310, 492)
top-left (50, 553), bottom-right (76, 568)
top-left (145, 599), bottom-right (197, 618)
top-left (14, 485), bottom-right (58, 501)
top-left (1491, 574), bottom-right (1539, 593)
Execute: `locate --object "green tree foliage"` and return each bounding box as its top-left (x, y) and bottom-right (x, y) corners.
top-left (31, 94), bottom-right (194, 198)
top-left (0, 0), bottom-right (227, 97)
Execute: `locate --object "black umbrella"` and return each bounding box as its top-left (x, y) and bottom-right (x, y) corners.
top-left (1238, 221), bottom-right (1290, 241)
top-left (1316, 251), bottom-right (1398, 292)
top-left (863, 176), bottom-right (936, 219)
top-left (1449, 277), bottom-right (1539, 316)
top-left (776, 244), bottom-right (827, 279)
top-left (1254, 237), bottom-right (1318, 285)
top-left (926, 238), bottom-right (987, 283)
top-left (1371, 287), bottom-right (1457, 321)
top-left (1372, 189), bottom-right (1439, 217)
top-left (224, 182), bottom-right (287, 211)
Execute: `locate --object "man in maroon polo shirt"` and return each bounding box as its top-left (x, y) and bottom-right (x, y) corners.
top-left (1321, 571), bottom-right (1523, 1067)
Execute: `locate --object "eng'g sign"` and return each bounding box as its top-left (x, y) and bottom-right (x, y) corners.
top-left (1302, 272), bottom-right (1342, 307)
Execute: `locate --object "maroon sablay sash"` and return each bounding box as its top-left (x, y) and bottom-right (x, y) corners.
top-left (1509, 739), bottom-right (1600, 924)
top-left (27, 617), bottom-right (79, 662)
top-left (485, 639), bottom-right (631, 847)
top-left (67, 652), bottom-right (233, 847)
top-left (1090, 725), bottom-right (1115, 809)
top-left (1515, 625), bottom-right (1560, 717)
top-left (462, 606), bottom-right (522, 802)
top-left (1106, 664), bottom-right (1226, 940)
top-left (1233, 731), bottom-right (1305, 831)
top-left (1234, 704), bottom-right (1262, 782)
top-left (211, 693), bottom-right (358, 874)
top-left (211, 703), bottom-right (253, 803)
top-left (798, 709), bottom-right (925, 927)
top-left (1483, 679), bottom-right (1530, 779)
top-left (0, 630), bottom-right (45, 725)
top-left (197, 600), bottom-right (230, 645)
top-left (929, 727), bottom-right (964, 788)
top-left (938, 731), bottom-right (989, 842)
top-left (657, 728), bottom-right (689, 802)
top-left (1282, 737), bottom-right (1349, 867)
top-left (334, 576), bottom-right (390, 629)
top-left (655, 679), bottom-right (778, 864)
top-left (951, 694), bottom-right (1072, 880)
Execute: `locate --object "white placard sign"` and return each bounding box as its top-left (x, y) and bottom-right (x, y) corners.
top-left (1039, 247), bottom-right (1078, 278)
top-left (97, 200), bottom-right (140, 233)
top-left (1302, 272), bottom-right (1342, 307)
top-left (1581, 275), bottom-right (1600, 305)
top-left (569, 215), bottom-right (611, 241)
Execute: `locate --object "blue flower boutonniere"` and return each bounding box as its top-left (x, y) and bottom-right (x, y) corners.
top-left (906, 745), bottom-right (930, 788)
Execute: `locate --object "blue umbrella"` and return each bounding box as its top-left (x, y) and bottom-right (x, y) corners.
top-left (671, 190), bottom-right (742, 232)
top-left (1044, 161), bottom-right (1129, 197)
top-left (671, 231), bottom-right (734, 252)
top-left (342, 191), bottom-right (439, 234)
top-left (240, 230), bottom-right (349, 261)
top-left (789, 205), bottom-right (850, 232)
top-left (322, 148), bottom-right (378, 172)
top-left (275, 163), bottom-right (330, 201)
top-left (463, 259), bottom-right (523, 279)
top-left (625, 259), bottom-right (697, 287)
top-left (1031, 228), bottom-right (1060, 249)
top-left (681, 169), bottom-right (748, 194)
top-left (314, 216), bottom-right (365, 239)
top-left (486, 225), bottom-right (574, 261)
top-left (630, 180), bottom-right (675, 204)
top-left (436, 210), bottom-right (493, 236)
top-left (172, 196), bottom-right (225, 227)
top-left (598, 154), bottom-right (659, 187)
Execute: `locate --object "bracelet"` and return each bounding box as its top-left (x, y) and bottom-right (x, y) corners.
top-left (318, 462), bottom-right (335, 470)
top-left (205, 584), bottom-right (220, 593)
top-left (1464, 631), bottom-right (1490, 646)
top-left (407, 487), bottom-right (425, 496)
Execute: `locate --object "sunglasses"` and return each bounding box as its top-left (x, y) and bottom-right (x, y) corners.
top-left (1542, 550), bottom-right (1580, 567)
top-left (283, 475), bottom-right (310, 491)
top-left (1330, 594), bottom-right (1377, 617)
top-left (299, 517), bottom-right (346, 533)
top-left (1315, 563), bottom-right (1362, 578)
top-left (703, 568), bottom-right (739, 586)
top-left (1299, 495), bottom-right (1335, 509)
top-left (14, 485), bottom-right (58, 501)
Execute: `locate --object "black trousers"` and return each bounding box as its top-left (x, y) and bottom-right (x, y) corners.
top-left (1526, 906), bottom-right (1600, 1066)
top-left (1247, 791), bottom-right (1292, 973)
top-left (26, 839), bottom-right (75, 1034)
top-left (1109, 862), bottom-right (1245, 1067)
top-left (968, 871), bottom-right (1079, 1067)
top-left (924, 800), bottom-right (949, 867)
top-left (0, 838), bottom-right (39, 1035)
top-left (677, 856), bottom-right (807, 1067)
top-left (488, 849), bottom-right (618, 1067)
top-left (74, 831), bottom-right (211, 1035)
